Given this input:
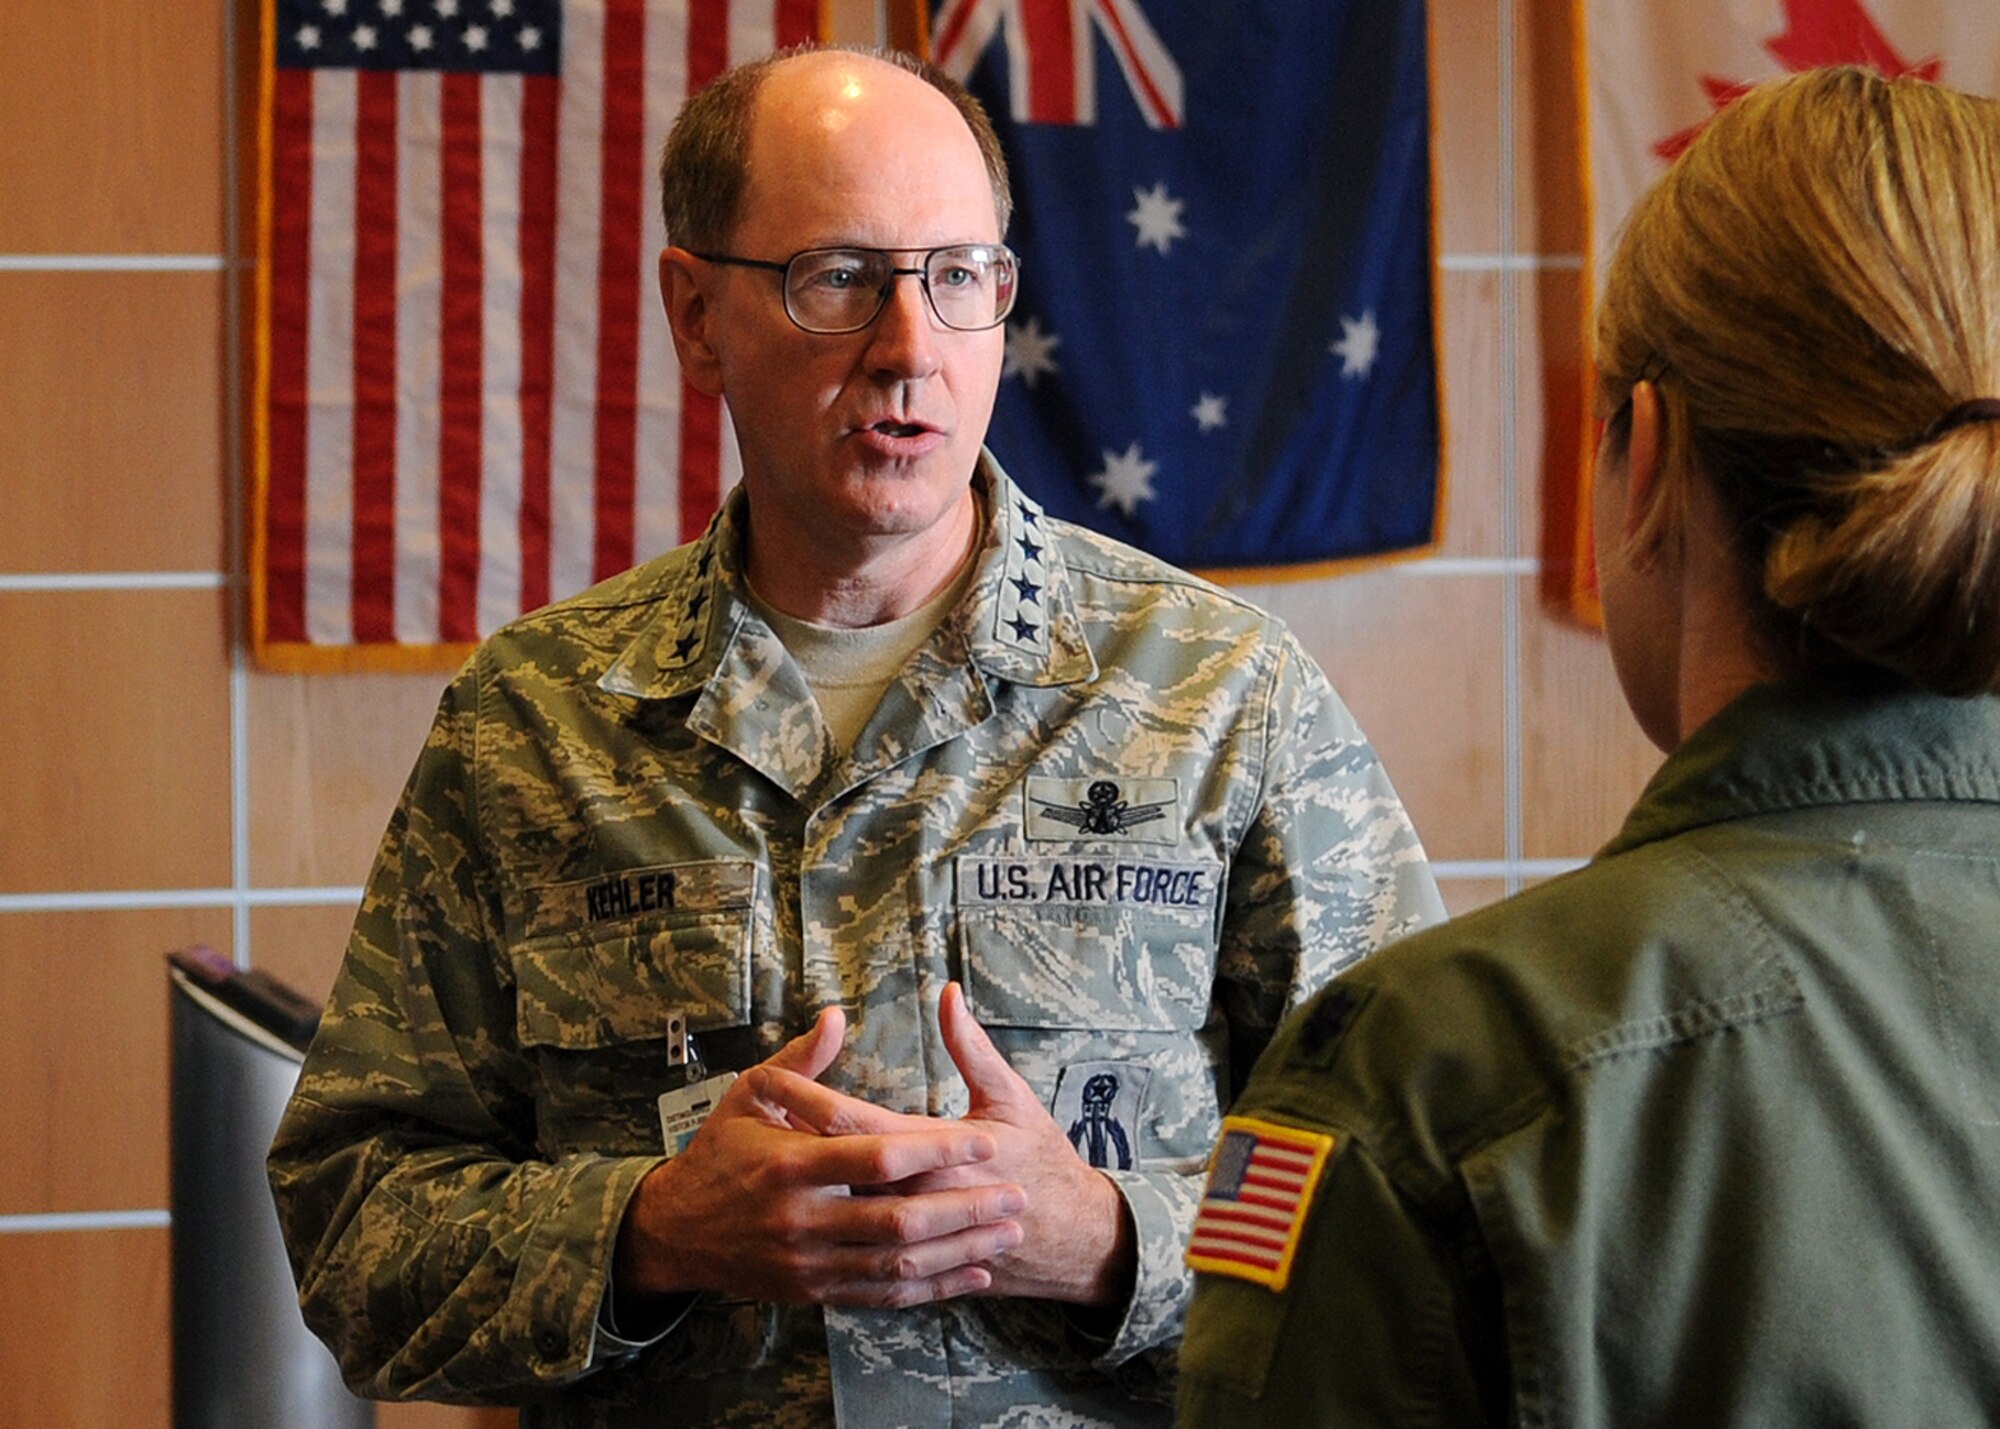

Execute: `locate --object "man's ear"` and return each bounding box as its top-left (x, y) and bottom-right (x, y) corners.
top-left (660, 247), bottom-right (725, 397)
top-left (1622, 378), bottom-right (1664, 544)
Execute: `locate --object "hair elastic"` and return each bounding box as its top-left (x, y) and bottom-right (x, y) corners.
top-left (1922, 398), bottom-right (2000, 442)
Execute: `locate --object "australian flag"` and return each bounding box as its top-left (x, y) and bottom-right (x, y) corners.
top-left (934, 0), bottom-right (1440, 571)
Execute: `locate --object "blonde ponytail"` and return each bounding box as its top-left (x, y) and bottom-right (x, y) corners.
top-left (1595, 67), bottom-right (2000, 693)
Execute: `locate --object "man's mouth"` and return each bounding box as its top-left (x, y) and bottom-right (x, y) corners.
top-left (870, 419), bottom-right (930, 439)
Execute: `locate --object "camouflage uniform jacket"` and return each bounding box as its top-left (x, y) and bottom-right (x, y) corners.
top-left (268, 455), bottom-right (1443, 1427)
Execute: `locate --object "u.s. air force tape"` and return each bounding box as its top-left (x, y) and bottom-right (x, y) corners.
top-left (955, 856), bottom-right (1220, 911)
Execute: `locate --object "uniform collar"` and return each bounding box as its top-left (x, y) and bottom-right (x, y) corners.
top-left (595, 503), bottom-right (740, 703)
top-left (596, 449), bottom-right (1096, 705)
top-left (960, 452), bottom-right (1097, 689)
top-left (1600, 674), bottom-right (2000, 859)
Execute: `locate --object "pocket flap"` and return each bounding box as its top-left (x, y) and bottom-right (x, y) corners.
top-left (512, 909), bottom-right (752, 1049)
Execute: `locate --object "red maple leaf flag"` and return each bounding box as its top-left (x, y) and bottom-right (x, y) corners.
top-left (1555, 1), bottom-right (1996, 626)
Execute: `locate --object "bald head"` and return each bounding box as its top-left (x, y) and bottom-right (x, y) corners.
top-left (658, 46), bottom-right (1012, 254)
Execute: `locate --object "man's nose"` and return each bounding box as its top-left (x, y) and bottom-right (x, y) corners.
top-left (863, 272), bottom-right (943, 379)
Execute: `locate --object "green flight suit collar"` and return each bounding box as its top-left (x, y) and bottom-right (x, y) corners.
top-left (1602, 674), bottom-right (2000, 860)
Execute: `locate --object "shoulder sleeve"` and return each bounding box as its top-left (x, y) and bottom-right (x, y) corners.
top-left (1216, 629), bottom-right (1444, 1087)
top-left (1178, 1129), bottom-right (1506, 1426)
top-left (266, 652), bottom-right (661, 1403)
top-left (1085, 629), bottom-right (1444, 1378)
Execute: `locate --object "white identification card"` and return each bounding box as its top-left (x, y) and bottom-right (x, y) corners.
top-left (657, 1071), bottom-right (737, 1158)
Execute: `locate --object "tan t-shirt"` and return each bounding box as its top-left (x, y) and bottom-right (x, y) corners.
top-left (748, 557), bottom-right (976, 752)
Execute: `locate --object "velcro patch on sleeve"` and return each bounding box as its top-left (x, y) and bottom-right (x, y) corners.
top-left (1185, 1115), bottom-right (1339, 1293)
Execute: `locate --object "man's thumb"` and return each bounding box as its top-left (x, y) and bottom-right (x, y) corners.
top-left (762, 1004), bottom-right (845, 1081)
top-left (940, 981), bottom-right (1024, 1108)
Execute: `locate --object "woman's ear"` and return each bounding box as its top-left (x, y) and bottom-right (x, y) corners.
top-left (659, 247), bottom-right (725, 397)
top-left (1622, 379), bottom-right (1664, 544)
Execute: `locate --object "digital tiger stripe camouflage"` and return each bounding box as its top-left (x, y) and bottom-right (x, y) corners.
top-left (269, 456), bottom-right (1443, 1426)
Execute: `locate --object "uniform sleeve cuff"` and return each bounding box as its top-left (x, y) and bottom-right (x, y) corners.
top-left (505, 1153), bottom-right (666, 1384)
top-left (1081, 1165), bottom-right (1197, 1366)
top-left (589, 1274), bottom-right (698, 1368)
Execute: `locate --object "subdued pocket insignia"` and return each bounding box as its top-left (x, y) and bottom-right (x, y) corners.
top-left (1186, 1116), bottom-right (1340, 1293)
top-left (1051, 1060), bottom-right (1151, 1170)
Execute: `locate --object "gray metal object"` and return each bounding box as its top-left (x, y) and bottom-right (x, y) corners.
top-left (169, 948), bottom-right (374, 1429)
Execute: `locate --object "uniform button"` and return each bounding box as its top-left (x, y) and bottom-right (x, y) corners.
top-left (536, 1328), bottom-right (566, 1360)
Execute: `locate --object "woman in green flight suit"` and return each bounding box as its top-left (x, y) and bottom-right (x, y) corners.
top-left (1179, 66), bottom-right (2000, 1427)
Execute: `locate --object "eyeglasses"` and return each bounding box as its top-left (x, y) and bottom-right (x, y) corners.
top-left (691, 244), bottom-right (1020, 334)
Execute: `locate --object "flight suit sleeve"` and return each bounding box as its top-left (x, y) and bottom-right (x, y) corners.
top-left (267, 654), bottom-right (663, 1404)
top-left (1087, 631), bottom-right (1445, 1378)
top-left (1177, 1129), bottom-right (1504, 1427)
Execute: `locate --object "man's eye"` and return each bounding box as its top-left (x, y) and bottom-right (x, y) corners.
top-left (796, 258), bottom-right (873, 292)
top-left (803, 267), bottom-right (862, 290)
top-left (934, 264), bottom-right (978, 289)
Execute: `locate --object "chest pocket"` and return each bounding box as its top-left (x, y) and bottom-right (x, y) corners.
top-left (509, 863), bottom-right (756, 1155)
top-left (954, 856), bottom-right (1225, 1032)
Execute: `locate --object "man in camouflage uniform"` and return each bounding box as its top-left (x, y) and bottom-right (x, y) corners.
top-left (268, 45), bottom-right (1441, 1427)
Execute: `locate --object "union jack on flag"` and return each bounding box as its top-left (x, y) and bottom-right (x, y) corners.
top-left (933, 0), bottom-right (1183, 128)
top-left (1186, 1115), bottom-right (1338, 1292)
top-left (934, 0), bottom-right (1440, 576)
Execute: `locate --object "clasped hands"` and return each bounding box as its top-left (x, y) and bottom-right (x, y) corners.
top-left (614, 981), bottom-right (1134, 1314)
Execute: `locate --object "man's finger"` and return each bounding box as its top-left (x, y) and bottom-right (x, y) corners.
top-left (819, 1263), bottom-right (995, 1310)
top-left (751, 1066), bottom-right (928, 1137)
top-left (761, 1005), bottom-right (846, 1080)
top-left (773, 1123), bottom-right (1000, 1191)
top-left (939, 981), bottom-right (1033, 1110)
top-left (831, 1216), bottom-right (1024, 1282)
top-left (814, 1181), bottom-right (1026, 1247)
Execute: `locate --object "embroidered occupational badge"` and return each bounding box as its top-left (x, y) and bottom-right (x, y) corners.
top-left (1186, 1116), bottom-right (1339, 1292)
top-left (1024, 776), bottom-right (1179, 844)
top-left (1052, 1060), bottom-right (1152, 1170)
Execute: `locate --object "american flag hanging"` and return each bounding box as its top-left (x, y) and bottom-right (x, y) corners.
top-left (253, 0), bottom-right (819, 670)
top-left (933, 0), bottom-right (1440, 577)
top-left (1186, 1115), bottom-right (1337, 1292)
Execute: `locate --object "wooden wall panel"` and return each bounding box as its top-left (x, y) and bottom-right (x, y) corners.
top-left (825, 0), bottom-right (882, 45)
top-left (0, 908), bottom-right (230, 1215)
top-left (0, 272), bottom-right (226, 573)
top-left (1437, 878), bottom-right (1508, 919)
top-left (380, 1400), bottom-right (520, 1428)
top-left (245, 670), bottom-right (451, 889)
top-left (1519, 584), bottom-right (1663, 857)
top-left (0, 1229), bottom-right (171, 1428)
top-left (1430, 0), bottom-right (1504, 255)
top-left (252, 901), bottom-right (366, 1009)
top-left (0, 589), bottom-right (233, 893)
top-left (0, 6), bottom-right (225, 254)
top-left (1434, 269), bottom-right (1505, 558)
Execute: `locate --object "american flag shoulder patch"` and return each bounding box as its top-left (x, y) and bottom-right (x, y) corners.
top-left (1185, 1114), bottom-right (1340, 1292)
